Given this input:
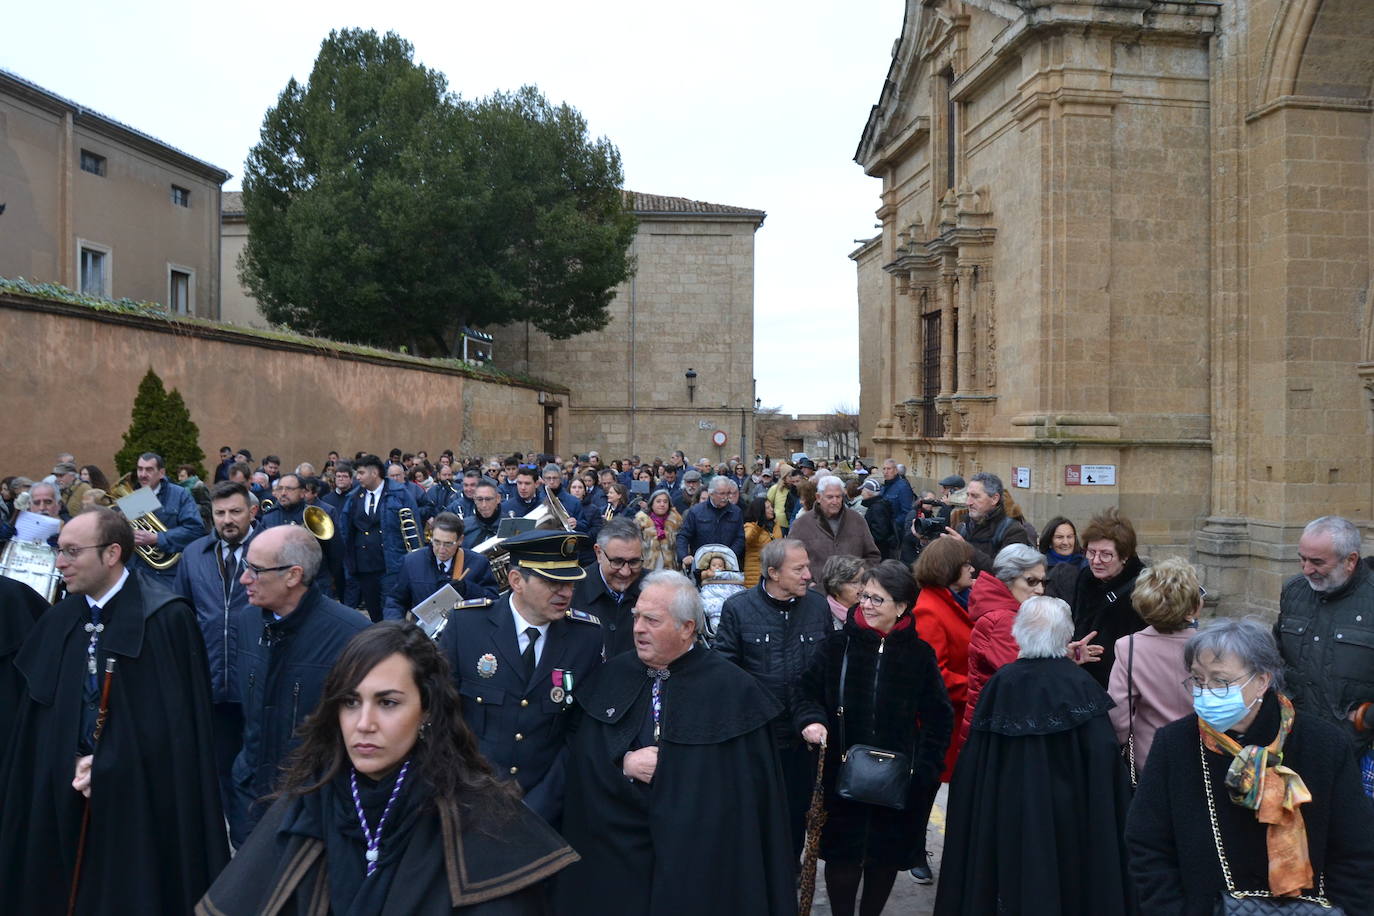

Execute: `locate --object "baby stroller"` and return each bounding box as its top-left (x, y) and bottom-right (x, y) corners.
top-left (692, 544), bottom-right (746, 641)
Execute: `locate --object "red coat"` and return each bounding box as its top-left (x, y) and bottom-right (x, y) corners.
top-left (960, 572), bottom-right (1022, 750)
top-left (912, 585), bottom-right (972, 780)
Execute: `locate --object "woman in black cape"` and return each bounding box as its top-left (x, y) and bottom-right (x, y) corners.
top-left (934, 595), bottom-right (1136, 916)
top-left (198, 621), bottom-right (577, 915)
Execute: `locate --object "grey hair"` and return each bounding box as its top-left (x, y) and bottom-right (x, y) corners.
top-left (1303, 516), bottom-right (1363, 560)
top-left (710, 475), bottom-right (733, 493)
top-left (640, 569), bottom-right (707, 634)
top-left (275, 526), bottom-right (322, 584)
top-left (597, 516), bottom-right (641, 549)
top-left (993, 544), bottom-right (1046, 586)
top-left (1184, 617), bottom-right (1285, 692)
top-left (820, 554), bottom-right (865, 599)
top-left (815, 475), bottom-right (844, 494)
top-left (1013, 596), bottom-right (1073, 659)
top-left (969, 471), bottom-right (1004, 499)
top-left (761, 537), bottom-right (806, 576)
top-left (29, 481), bottom-right (60, 502)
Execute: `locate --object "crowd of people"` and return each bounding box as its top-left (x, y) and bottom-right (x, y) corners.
top-left (1, 443), bottom-right (1373, 915)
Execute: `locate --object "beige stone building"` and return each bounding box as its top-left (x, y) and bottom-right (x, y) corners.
top-left (0, 70), bottom-right (230, 316)
top-left (220, 191), bottom-right (260, 327)
top-left (854, 0), bottom-right (1373, 615)
top-left (494, 192), bottom-right (765, 463)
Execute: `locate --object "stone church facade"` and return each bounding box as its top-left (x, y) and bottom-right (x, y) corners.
top-left (854, 0), bottom-right (1372, 614)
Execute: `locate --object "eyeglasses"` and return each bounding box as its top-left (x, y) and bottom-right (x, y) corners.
top-left (242, 562), bottom-right (295, 580)
top-left (858, 592), bottom-right (889, 607)
top-left (1085, 549), bottom-right (1119, 562)
top-left (431, 539), bottom-right (459, 550)
top-left (1019, 575), bottom-right (1046, 587)
top-left (604, 556), bottom-right (643, 570)
top-left (473, 496), bottom-right (499, 503)
top-left (57, 543), bottom-right (111, 560)
top-left (1182, 672), bottom-right (1254, 698)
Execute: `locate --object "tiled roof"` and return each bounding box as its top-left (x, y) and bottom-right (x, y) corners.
top-left (221, 189), bottom-right (764, 222)
top-left (1, 69), bottom-right (230, 181)
top-left (624, 191), bottom-right (765, 218)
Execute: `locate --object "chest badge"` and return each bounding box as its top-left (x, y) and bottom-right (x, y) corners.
top-left (476, 653), bottom-right (498, 678)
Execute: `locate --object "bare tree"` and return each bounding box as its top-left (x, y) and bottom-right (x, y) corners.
top-left (817, 403), bottom-right (860, 461)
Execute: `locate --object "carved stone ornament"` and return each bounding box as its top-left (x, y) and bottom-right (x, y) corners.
top-left (984, 286), bottom-right (997, 389)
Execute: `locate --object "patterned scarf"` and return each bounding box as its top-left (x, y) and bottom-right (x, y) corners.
top-left (1198, 693), bottom-right (1313, 897)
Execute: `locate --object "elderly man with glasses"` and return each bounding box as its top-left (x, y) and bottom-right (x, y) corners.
top-left (384, 511), bottom-right (498, 621)
top-left (229, 525), bottom-right (369, 846)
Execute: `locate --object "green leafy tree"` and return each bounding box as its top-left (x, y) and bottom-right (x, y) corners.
top-left (114, 369), bottom-right (207, 479)
top-left (240, 29), bottom-right (637, 355)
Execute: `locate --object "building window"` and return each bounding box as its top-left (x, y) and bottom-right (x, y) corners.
top-left (922, 310), bottom-right (942, 437)
top-left (171, 185), bottom-right (190, 207)
top-left (169, 268), bottom-right (192, 314)
top-left (79, 244), bottom-right (111, 297)
top-left (80, 150), bottom-right (106, 176)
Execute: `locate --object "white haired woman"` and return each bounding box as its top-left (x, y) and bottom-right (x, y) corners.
top-left (1125, 618), bottom-right (1374, 914)
top-left (934, 596), bottom-right (1135, 916)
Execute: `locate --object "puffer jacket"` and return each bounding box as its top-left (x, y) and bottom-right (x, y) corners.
top-left (172, 531), bottom-right (257, 704)
top-left (961, 571), bottom-right (1021, 748)
top-left (713, 581), bottom-right (831, 749)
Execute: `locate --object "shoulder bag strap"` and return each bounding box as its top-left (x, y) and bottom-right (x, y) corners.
top-left (1126, 634), bottom-right (1138, 785)
top-left (837, 637), bottom-right (849, 756)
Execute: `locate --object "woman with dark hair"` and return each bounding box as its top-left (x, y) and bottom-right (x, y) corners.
top-left (79, 464), bottom-right (111, 491)
top-left (796, 560), bottom-right (954, 916)
top-left (1063, 507), bottom-right (1148, 688)
top-left (741, 495), bottom-right (777, 585)
top-left (198, 622), bottom-right (576, 915)
top-left (1038, 515), bottom-right (1084, 599)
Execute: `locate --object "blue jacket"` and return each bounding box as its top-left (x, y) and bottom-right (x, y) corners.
top-left (337, 480), bottom-right (421, 591)
top-left (231, 589), bottom-right (369, 845)
top-left (676, 500), bottom-right (746, 564)
top-left (172, 531), bottom-right (257, 704)
top-left (383, 546), bottom-right (499, 621)
top-left (439, 594), bottom-right (603, 824)
top-left (881, 476), bottom-right (915, 522)
top-left (501, 492), bottom-right (542, 519)
top-left (139, 479), bottom-right (207, 579)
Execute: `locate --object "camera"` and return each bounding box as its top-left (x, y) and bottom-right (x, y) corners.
top-left (915, 515), bottom-right (947, 538)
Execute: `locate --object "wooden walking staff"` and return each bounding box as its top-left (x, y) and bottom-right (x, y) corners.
top-left (67, 657), bottom-right (116, 916)
top-left (798, 739), bottom-right (827, 916)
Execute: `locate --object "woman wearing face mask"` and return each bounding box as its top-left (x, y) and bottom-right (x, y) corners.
top-left (198, 622), bottom-right (577, 914)
top-left (1125, 618), bottom-right (1374, 915)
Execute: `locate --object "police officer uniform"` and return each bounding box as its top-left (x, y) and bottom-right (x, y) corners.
top-left (439, 529), bottom-right (603, 825)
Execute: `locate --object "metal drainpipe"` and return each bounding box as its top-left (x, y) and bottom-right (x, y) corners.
top-left (629, 236), bottom-right (637, 453)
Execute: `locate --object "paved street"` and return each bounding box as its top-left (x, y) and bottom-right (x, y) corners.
top-left (807, 785), bottom-right (946, 916)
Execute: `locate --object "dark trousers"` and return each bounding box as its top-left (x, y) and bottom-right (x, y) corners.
top-left (211, 702), bottom-right (243, 834)
top-left (914, 777), bottom-right (942, 855)
top-left (353, 571), bottom-right (384, 623)
top-left (778, 742), bottom-right (815, 860)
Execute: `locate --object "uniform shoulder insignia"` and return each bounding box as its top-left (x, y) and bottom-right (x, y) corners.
top-left (454, 597), bottom-right (493, 610)
top-left (566, 608), bottom-right (601, 626)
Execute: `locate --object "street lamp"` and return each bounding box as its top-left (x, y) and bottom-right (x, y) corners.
top-left (685, 368), bottom-right (697, 403)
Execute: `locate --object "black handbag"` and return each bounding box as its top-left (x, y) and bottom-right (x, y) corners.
top-left (834, 637), bottom-right (912, 810)
top-left (1200, 737), bottom-right (1344, 915)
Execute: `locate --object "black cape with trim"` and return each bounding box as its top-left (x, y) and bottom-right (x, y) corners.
top-left (556, 646), bottom-right (796, 916)
top-left (0, 573), bottom-right (227, 915)
top-left (0, 576), bottom-right (47, 746)
top-left (932, 657), bottom-right (1137, 916)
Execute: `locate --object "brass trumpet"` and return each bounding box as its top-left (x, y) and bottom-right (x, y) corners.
top-left (303, 505), bottom-right (334, 541)
top-left (399, 507), bottom-right (423, 552)
top-left (108, 473), bottom-right (181, 570)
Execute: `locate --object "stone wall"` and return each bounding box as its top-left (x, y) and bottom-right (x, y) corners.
top-left (0, 292), bottom-right (564, 477)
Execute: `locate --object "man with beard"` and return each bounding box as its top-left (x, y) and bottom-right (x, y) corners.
top-left (0, 508), bottom-right (226, 913)
top-left (558, 571), bottom-right (795, 915)
top-left (1276, 515), bottom-right (1374, 759)
top-left (172, 480), bottom-right (259, 819)
top-left (945, 471), bottom-right (1030, 572)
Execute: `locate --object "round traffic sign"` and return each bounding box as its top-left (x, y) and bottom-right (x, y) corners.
top-left (711, 430), bottom-right (728, 447)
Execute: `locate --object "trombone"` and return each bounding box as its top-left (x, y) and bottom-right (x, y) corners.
top-left (399, 507), bottom-right (423, 552)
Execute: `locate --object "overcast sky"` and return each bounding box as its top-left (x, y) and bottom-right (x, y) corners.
top-left (4, 1), bottom-right (904, 416)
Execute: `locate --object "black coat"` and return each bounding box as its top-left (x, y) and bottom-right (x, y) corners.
top-left (1125, 691), bottom-right (1374, 915)
top-left (0, 574), bottom-right (228, 915)
top-left (934, 657), bottom-right (1136, 916)
top-left (383, 545), bottom-right (499, 620)
top-left (557, 646), bottom-right (796, 916)
top-left (232, 589), bottom-right (370, 844)
top-left (198, 784), bottom-right (576, 915)
top-left (1067, 556), bottom-right (1147, 688)
top-left (860, 496), bottom-right (897, 559)
top-left (572, 562), bottom-right (641, 659)
top-left (957, 504), bottom-right (1030, 572)
top-left (792, 614), bottom-right (953, 868)
top-left (713, 582), bottom-right (831, 748)
top-left (0, 577), bottom-right (46, 747)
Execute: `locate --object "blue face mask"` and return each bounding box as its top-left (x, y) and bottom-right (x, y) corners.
top-left (1191, 673), bottom-right (1259, 731)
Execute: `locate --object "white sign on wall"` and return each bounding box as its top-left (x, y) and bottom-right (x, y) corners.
top-left (1081, 464), bottom-right (1117, 486)
top-left (1013, 467), bottom-right (1031, 488)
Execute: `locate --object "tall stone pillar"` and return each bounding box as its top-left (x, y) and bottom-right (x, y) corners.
top-left (955, 264), bottom-right (975, 394)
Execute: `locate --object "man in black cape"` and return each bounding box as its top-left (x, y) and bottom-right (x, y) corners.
top-left (0, 575), bottom-right (48, 745)
top-left (933, 595), bottom-right (1136, 916)
top-left (0, 508), bottom-right (228, 915)
top-left (557, 570), bottom-right (796, 916)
